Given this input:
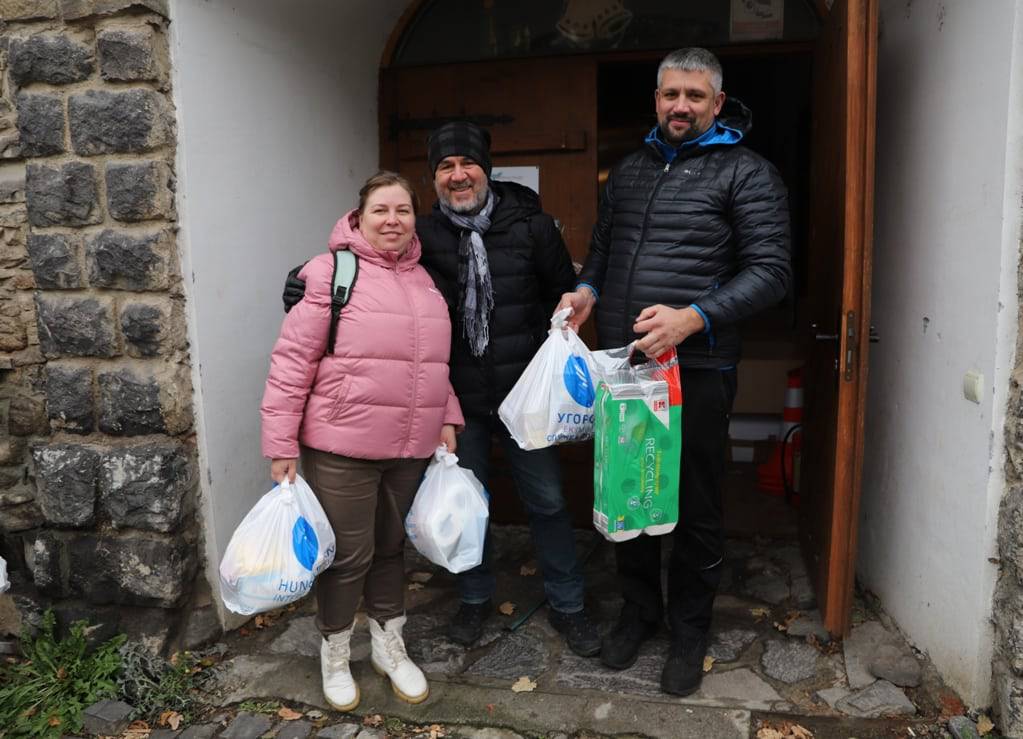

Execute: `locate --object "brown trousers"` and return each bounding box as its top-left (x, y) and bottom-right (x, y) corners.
top-left (301, 446), bottom-right (428, 635)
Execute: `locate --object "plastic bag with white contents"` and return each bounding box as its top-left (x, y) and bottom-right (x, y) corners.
top-left (405, 446), bottom-right (489, 573)
top-left (499, 308), bottom-right (601, 450)
top-left (0, 556), bottom-right (8, 593)
top-left (218, 474), bottom-right (336, 615)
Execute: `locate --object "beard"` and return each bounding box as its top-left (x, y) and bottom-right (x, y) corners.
top-left (659, 115), bottom-right (706, 146)
top-left (437, 184), bottom-right (488, 214)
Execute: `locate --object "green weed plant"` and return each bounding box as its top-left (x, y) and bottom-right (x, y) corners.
top-left (0, 610), bottom-right (125, 738)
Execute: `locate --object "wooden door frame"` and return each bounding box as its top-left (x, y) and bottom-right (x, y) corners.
top-left (825, 0), bottom-right (876, 636)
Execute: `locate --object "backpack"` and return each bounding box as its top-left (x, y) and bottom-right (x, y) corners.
top-left (326, 250), bottom-right (358, 355)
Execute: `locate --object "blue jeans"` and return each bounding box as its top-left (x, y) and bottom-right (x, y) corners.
top-left (455, 415), bottom-right (585, 613)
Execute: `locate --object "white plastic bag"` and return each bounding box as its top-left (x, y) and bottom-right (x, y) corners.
top-left (0, 556), bottom-right (9, 593)
top-left (219, 474), bottom-right (336, 615)
top-left (499, 312), bottom-right (634, 450)
top-left (405, 447), bottom-right (489, 573)
top-left (499, 308), bottom-right (599, 450)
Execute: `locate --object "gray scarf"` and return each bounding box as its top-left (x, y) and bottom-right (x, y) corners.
top-left (439, 189), bottom-right (498, 357)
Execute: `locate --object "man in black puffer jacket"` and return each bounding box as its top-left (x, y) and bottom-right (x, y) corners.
top-left (560, 48), bottom-right (792, 695)
top-left (284, 123), bottom-right (600, 657)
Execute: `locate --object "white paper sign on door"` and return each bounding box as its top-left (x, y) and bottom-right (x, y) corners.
top-left (491, 166), bottom-right (540, 195)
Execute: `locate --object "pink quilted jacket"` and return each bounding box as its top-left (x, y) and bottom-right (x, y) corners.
top-left (261, 210), bottom-right (463, 461)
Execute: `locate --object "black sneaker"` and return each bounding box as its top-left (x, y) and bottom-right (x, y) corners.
top-left (599, 603), bottom-right (658, 670)
top-left (660, 631), bottom-right (709, 696)
top-left (447, 600), bottom-right (492, 646)
top-left (548, 608), bottom-right (602, 657)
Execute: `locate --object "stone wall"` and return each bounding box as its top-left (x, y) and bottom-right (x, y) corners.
top-left (995, 230), bottom-right (1023, 735)
top-left (0, 0), bottom-right (216, 652)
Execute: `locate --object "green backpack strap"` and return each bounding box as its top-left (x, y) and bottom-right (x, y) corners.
top-left (326, 250), bottom-right (359, 355)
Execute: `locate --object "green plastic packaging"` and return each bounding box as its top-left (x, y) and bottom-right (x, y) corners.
top-left (592, 350), bottom-right (682, 542)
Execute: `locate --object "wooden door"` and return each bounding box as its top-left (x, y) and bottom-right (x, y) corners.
top-left (800, 0), bottom-right (878, 636)
top-left (379, 57), bottom-right (598, 525)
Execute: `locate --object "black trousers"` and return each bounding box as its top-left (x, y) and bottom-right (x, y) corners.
top-left (614, 367), bottom-right (737, 638)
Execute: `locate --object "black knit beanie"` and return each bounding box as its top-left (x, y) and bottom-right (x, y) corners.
top-left (426, 122), bottom-right (493, 177)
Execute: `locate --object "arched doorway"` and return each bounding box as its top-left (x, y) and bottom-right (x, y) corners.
top-left (378, 0), bottom-right (876, 636)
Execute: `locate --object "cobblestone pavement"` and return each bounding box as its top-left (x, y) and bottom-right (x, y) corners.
top-left (171, 526), bottom-right (974, 739)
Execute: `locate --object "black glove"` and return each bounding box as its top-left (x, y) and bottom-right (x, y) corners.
top-left (282, 262), bottom-right (308, 313)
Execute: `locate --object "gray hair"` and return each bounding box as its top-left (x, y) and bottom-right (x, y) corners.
top-left (657, 48), bottom-right (723, 94)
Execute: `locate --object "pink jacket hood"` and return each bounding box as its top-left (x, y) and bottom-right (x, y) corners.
top-left (327, 209), bottom-right (422, 268)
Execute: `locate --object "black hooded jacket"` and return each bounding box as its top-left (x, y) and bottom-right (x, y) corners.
top-left (578, 99), bottom-right (792, 368)
top-left (418, 180), bottom-right (576, 418)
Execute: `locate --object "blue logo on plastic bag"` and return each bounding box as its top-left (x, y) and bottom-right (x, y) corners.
top-left (563, 355), bottom-right (595, 407)
top-left (292, 516), bottom-right (319, 571)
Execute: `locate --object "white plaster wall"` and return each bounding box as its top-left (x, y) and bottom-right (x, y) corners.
top-left (860, 0), bottom-right (1023, 705)
top-left (168, 0), bottom-right (409, 622)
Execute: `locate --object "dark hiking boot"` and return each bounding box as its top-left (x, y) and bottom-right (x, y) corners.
top-left (447, 600), bottom-right (492, 646)
top-left (660, 631), bottom-right (709, 696)
top-left (599, 603), bottom-right (658, 670)
top-left (548, 608), bottom-right (601, 657)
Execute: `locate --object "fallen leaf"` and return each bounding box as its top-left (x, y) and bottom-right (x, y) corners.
top-left (485, 703), bottom-right (495, 715)
top-left (409, 571), bottom-right (433, 583)
top-left (428, 724), bottom-right (445, 739)
top-left (238, 627), bottom-right (252, 637)
top-left (124, 720), bottom-right (151, 738)
top-left (55, 666), bottom-right (67, 679)
top-left (364, 714), bottom-right (384, 727)
top-left (511, 676), bottom-right (537, 692)
top-left (159, 710), bottom-right (183, 730)
top-left (788, 723), bottom-right (814, 739)
top-left (978, 714), bottom-right (995, 735)
top-left (278, 707), bottom-right (303, 721)
top-left (47, 716), bottom-right (61, 727)
top-left (499, 601), bottom-right (516, 616)
top-left (773, 621), bottom-right (787, 632)
top-left (751, 607), bottom-right (770, 620)
top-left (703, 655), bottom-right (715, 672)
top-left (755, 728), bottom-right (784, 739)
top-left (408, 582), bottom-right (425, 591)
top-left (519, 565), bottom-right (537, 576)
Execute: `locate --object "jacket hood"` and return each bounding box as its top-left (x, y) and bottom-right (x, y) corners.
top-left (645, 96), bottom-right (753, 161)
top-left (430, 180), bottom-right (541, 234)
top-left (718, 96), bottom-right (753, 137)
top-left (327, 208), bottom-right (422, 269)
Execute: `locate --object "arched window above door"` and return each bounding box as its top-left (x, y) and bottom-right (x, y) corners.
top-left (389, 0), bottom-right (821, 68)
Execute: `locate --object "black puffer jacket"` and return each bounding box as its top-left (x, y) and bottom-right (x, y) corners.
top-left (578, 102), bottom-right (791, 368)
top-left (418, 181), bottom-right (575, 418)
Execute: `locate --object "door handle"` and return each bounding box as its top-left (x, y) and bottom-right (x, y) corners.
top-left (810, 323), bottom-right (839, 342)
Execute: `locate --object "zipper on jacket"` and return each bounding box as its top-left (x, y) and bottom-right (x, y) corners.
top-left (396, 265), bottom-right (419, 458)
top-left (622, 159), bottom-right (673, 346)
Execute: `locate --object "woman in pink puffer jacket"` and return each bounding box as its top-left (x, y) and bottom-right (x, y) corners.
top-left (260, 171), bottom-right (463, 712)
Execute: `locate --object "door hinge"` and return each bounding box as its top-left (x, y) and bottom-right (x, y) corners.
top-left (844, 310), bottom-right (856, 382)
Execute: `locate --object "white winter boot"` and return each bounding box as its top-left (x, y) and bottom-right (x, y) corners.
top-left (320, 626), bottom-right (359, 711)
top-left (369, 614), bottom-right (429, 703)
